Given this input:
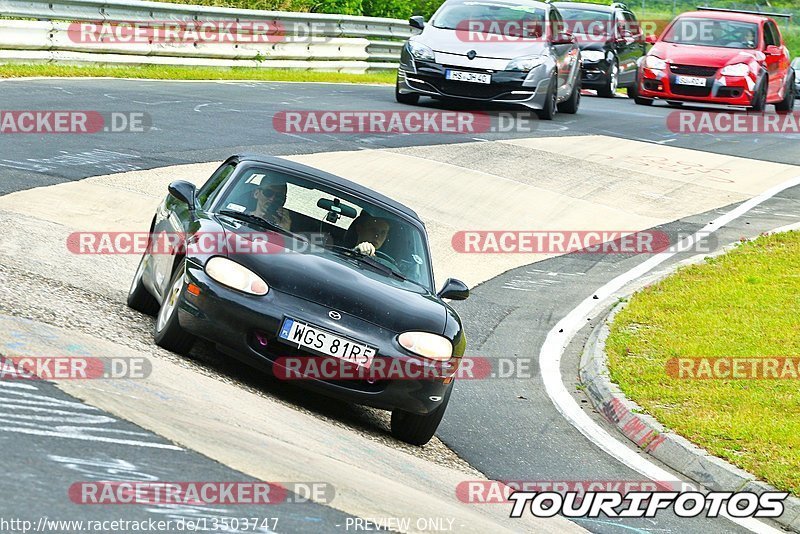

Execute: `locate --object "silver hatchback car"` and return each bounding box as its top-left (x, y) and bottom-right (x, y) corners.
top-left (395, 0), bottom-right (582, 119)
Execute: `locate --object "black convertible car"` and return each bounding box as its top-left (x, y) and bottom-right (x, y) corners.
top-left (127, 155), bottom-right (469, 445)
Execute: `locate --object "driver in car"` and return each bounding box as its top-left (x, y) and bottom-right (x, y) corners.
top-left (350, 213), bottom-right (390, 257)
top-left (252, 180), bottom-right (292, 231)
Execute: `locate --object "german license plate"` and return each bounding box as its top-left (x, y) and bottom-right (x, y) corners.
top-left (445, 69), bottom-right (491, 84)
top-left (675, 75), bottom-right (706, 87)
top-left (278, 318), bottom-right (376, 368)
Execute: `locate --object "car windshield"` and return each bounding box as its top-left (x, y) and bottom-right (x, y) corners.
top-left (557, 8), bottom-right (613, 35)
top-left (663, 18), bottom-right (759, 49)
top-left (433, 1), bottom-right (546, 38)
top-left (213, 166), bottom-right (433, 290)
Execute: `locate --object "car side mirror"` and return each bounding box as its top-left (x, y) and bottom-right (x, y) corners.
top-left (437, 278), bottom-right (469, 300)
top-left (645, 34), bottom-right (657, 45)
top-left (168, 180), bottom-right (198, 211)
top-left (765, 45), bottom-right (781, 56)
top-left (409, 16), bottom-right (425, 30)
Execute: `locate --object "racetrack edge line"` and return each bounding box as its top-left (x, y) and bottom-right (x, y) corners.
top-left (539, 174), bottom-right (800, 534)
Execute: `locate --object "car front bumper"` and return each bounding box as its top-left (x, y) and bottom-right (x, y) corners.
top-left (579, 59), bottom-right (613, 89)
top-left (176, 261), bottom-right (454, 415)
top-left (638, 66), bottom-right (756, 106)
top-left (398, 60), bottom-right (553, 109)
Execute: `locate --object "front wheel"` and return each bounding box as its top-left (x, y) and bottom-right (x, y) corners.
top-left (751, 76), bottom-right (768, 112)
top-left (597, 60), bottom-right (619, 97)
top-left (536, 75), bottom-right (558, 120)
top-left (395, 79), bottom-right (420, 105)
top-left (391, 385), bottom-right (452, 446)
top-left (154, 260), bottom-right (196, 355)
top-left (557, 78), bottom-right (581, 114)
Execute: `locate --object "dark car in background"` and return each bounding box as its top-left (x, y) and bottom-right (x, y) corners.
top-left (395, 0), bottom-right (582, 119)
top-left (554, 2), bottom-right (646, 97)
top-left (127, 155), bottom-right (470, 445)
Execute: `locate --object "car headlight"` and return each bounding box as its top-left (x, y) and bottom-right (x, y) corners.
top-left (581, 50), bottom-right (605, 62)
top-left (720, 63), bottom-right (750, 77)
top-left (644, 55), bottom-right (667, 70)
top-left (205, 257), bottom-right (269, 296)
top-left (398, 332), bottom-right (453, 361)
top-left (406, 41), bottom-right (435, 62)
top-left (506, 55), bottom-right (546, 72)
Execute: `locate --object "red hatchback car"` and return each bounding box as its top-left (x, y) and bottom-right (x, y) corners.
top-left (635, 10), bottom-right (795, 111)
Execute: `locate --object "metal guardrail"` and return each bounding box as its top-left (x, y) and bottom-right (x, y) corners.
top-left (0, 0), bottom-right (411, 71)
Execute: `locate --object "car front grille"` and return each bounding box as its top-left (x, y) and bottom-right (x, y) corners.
top-left (670, 64), bottom-right (718, 77)
top-left (671, 84), bottom-right (712, 97)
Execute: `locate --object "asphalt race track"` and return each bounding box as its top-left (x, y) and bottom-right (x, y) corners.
top-left (1, 77), bottom-right (798, 534)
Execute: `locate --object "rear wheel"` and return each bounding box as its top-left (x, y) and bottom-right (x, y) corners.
top-left (536, 75), bottom-right (558, 120)
top-left (154, 260), bottom-right (195, 355)
top-left (597, 60), bottom-right (619, 97)
top-left (775, 73), bottom-right (796, 112)
top-left (127, 254), bottom-right (159, 316)
top-left (557, 78), bottom-right (581, 114)
top-left (391, 385), bottom-right (452, 446)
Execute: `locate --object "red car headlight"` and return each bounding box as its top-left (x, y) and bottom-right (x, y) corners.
top-left (720, 63), bottom-right (751, 77)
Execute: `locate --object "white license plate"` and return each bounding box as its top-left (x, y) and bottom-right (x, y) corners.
top-left (675, 75), bottom-right (706, 87)
top-left (445, 69), bottom-right (491, 84)
top-left (278, 318), bottom-right (376, 368)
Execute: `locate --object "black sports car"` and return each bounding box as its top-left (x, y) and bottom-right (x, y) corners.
top-left (127, 154), bottom-right (469, 445)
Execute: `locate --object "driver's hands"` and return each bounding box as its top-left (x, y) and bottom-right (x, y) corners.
top-left (355, 242), bottom-right (376, 256)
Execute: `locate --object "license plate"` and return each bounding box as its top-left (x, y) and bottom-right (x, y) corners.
top-left (278, 318), bottom-right (376, 368)
top-left (675, 75), bottom-right (706, 87)
top-left (445, 69), bottom-right (491, 84)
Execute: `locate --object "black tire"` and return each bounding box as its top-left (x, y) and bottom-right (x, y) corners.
top-left (626, 80), bottom-right (639, 99)
top-left (127, 254), bottom-right (159, 316)
top-left (154, 260), bottom-right (195, 355)
top-left (775, 73), bottom-right (796, 112)
top-left (395, 79), bottom-right (420, 105)
top-left (597, 59), bottom-right (619, 98)
top-left (390, 385), bottom-right (452, 446)
top-left (751, 76), bottom-right (768, 112)
top-left (536, 75), bottom-right (558, 120)
top-left (557, 77), bottom-right (581, 114)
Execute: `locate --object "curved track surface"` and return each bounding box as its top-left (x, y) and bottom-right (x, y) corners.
top-left (1, 78), bottom-right (798, 534)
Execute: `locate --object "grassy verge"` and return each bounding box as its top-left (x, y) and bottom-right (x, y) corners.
top-left (606, 231), bottom-right (800, 496)
top-left (0, 64), bottom-right (396, 84)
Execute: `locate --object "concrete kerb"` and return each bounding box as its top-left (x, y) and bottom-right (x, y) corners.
top-left (578, 224), bottom-right (800, 532)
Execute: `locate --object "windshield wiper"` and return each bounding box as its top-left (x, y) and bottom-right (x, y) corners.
top-left (217, 210), bottom-right (307, 242)
top-left (323, 245), bottom-right (428, 289)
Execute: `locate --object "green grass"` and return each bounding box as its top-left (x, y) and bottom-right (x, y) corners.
top-left (0, 63), bottom-right (396, 83)
top-left (606, 231), bottom-right (800, 496)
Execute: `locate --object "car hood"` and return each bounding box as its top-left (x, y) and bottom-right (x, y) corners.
top-left (222, 228), bottom-right (447, 335)
top-left (418, 26), bottom-right (547, 60)
top-left (651, 42), bottom-right (759, 67)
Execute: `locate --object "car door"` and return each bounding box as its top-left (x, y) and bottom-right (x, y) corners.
top-left (619, 11), bottom-right (644, 85)
top-left (613, 10), bottom-right (636, 84)
top-left (762, 21), bottom-right (787, 99)
top-left (549, 7), bottom-right (576, 98)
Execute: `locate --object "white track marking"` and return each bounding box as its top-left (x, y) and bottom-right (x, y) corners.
top-left (539, 175), bottom-right (800, 534)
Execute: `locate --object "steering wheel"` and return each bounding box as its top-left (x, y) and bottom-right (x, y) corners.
top-left (375, 250), bottom-right (401, 270)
